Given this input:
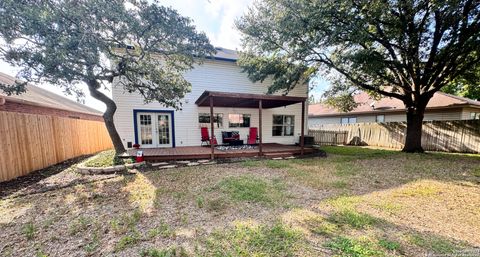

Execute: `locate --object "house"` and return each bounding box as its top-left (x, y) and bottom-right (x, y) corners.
top-left (309, 91), bottom-right (480, 127)
top-left (0, 72), bottom-right (103, 121)
top-left (112, 48), bottom-right (309, 155)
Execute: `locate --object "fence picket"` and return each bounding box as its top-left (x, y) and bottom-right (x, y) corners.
top-left (309, 120), bottom-right (480, 153)
top-left (0, 111), bottom-right (113, 182)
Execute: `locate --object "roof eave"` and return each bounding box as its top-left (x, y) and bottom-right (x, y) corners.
top-left (308, 104), bottom-right (477, 117)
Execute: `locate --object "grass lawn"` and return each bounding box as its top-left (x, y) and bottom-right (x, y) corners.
top-left (83, 150), bottom-right (133, 168)
top-left (0, 146), bottom-right (479, 256)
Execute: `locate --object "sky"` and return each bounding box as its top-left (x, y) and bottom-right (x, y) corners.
top-left (0, 0), bottom-right (329, 112)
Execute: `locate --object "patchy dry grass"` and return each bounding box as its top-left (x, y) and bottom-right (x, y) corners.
top-left (198, 221), bottom-right (306, 256)
top-left (83, 150), bottom-right (133, 167)
top-left (0, 146), bottom-right (479, 256)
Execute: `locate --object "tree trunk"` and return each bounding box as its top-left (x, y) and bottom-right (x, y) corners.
top-left (402, 105), bottom-right (426, 153)
top-left (86, 80), bottom-right (126, 154)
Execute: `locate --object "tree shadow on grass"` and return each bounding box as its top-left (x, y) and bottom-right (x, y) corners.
top-left (1, 149), bottom-right (479, 256)
top-left (0, 155), bottom-right (98, 198)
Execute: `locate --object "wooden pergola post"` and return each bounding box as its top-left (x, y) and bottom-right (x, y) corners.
top-left (258, 99), bottom-right (263, 156)
top-left (301, 100), bottom-right (305, 155)
top-left (210, 96), bottom-right (215, 160)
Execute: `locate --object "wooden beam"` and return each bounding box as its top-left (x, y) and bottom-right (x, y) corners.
top-left (210, 96), bottom-right (215, 160)
top-left (301, 100), bottom-right (305, 155)
top-left (194, 90), bottom-right (307, 108)
top-left (259, 99), bottom-right (263, 156)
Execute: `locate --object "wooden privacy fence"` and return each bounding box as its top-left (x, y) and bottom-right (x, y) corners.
top-left (309, 119), bottom-right (480, 153)
top-left (0, 111), bottom-right (113, 182)
top-left (308, 130), bottom-right (348, 145)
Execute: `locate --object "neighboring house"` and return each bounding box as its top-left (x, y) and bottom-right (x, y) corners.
top-left (112, 47), bottom-right (308, 149)
top-left (309, 91), bottom-right (480, 127)
top-left (0, 72), bottom-right (103, 121)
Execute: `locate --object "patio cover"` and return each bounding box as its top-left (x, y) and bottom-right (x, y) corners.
top-left (195, 91), bottom-right (307, 108)
top-left (195, 90), bottom-right (307, 159)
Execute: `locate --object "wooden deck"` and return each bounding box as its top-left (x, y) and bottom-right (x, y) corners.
top-left (125, 143), bottom-right (315, 161)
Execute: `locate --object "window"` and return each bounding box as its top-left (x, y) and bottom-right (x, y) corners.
top-left (229, 114), bottom-right (251, 128)
top-left (376, 115), bottom-right (385, 122)
top-left (272, 115), bottom-right (294, 136)
top-left (340, 117), bottom-right (357, 124)
top-left (198, 113), bottom-right (223, 128)
top-left (471, 112), bottom-right (480, 120)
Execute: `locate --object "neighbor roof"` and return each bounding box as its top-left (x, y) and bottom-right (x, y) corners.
top-left (210, 47), bottom-right (239, 62)
top-left (0, 72), bottom-right (102, 116)
top-left (309, 91), bottom-right (480, 117)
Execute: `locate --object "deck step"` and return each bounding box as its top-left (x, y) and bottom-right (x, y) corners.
top-left (263, 152), bottom-right (295, 158)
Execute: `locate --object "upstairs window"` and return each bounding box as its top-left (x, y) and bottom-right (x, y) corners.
top-left (198, 113), bottom-right (223, 128)
top-left (376, 115), bottom-right (385, 122)
top-left (229, 114), bottom-right (251, 128)
top-left (272, 115), bottom-right (294, 136)
top-left (341, 117), bottom-right (357, 124)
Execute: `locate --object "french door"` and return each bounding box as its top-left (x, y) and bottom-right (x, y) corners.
top-left (137, 112), bottom-right (173, 148)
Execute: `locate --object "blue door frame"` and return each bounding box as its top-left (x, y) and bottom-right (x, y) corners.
top-left (133, 109), bottom-right (176, 147)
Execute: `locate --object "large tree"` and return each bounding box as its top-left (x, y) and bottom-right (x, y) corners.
top-left (442, 53), bottom-right (480, 100)
top-left (0, 0), bottom-right (215, 153)
top-left (236, 0), bottom-right (480, 152)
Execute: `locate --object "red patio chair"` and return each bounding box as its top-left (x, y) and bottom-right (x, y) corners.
top-left (247, 127), bottom-right (258, 145)
top-left (201, 127), bottom-right (217, 146)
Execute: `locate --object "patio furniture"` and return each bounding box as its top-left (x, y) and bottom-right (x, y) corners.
top-left (247, 127), bottom-right (259, 145)
top-left (229, 139), bottom-right (244, 146)
top-left (201, 127), bottom-right (217, 146)
top-left (221, 131), bottom-right (240, 145)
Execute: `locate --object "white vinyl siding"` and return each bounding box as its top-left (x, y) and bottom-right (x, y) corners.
top-left (113, 59), bottom-right (308, 147)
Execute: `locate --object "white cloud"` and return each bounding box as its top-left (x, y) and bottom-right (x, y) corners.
top-left (208, 0), bottom-right (254, 49)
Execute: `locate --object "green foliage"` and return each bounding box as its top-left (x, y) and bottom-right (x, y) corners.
top-left (195, 196), bottom-right (205, 208)
top-left (304, 216), bottom-right (339, 236)
top-left (200, 223), bottom-right (303, 257)
top-left (0, 0), bottom-right (215, 153)
top-left (22, 222), bottom-right (36, 240)
top-left (322, 146), bottom-right (397, 158)
top-left (241, 160), bottom-right (261, 168)
top-left (84, 232), bottom-right (100, 253)
top-left (236, 0), bottom-right (480, 136)
top-left (140, 247), bottom-right (188, 257)
top-left (0, 0), bottom-right (214, 104)
top-left (110, 209), bottom-right (142, 234)
top-left (84, 150), bottom-right (132, 168)
top-left (328, 210), bottom-right (377, 229)
top-left (147, 222), bottom-right (175, 239)
top-left (378, 239), bottom-right (400, 251)
top-left (69, 216), bottom-right (93, 235)
top-left (205, 197), bottom-right (229, 212)
top-left (472, 167), bottom-right (480, 177)
top-left (115, 231), bottom-right (141, 252)
top-left (325, 237), bottom-right (384, 257)
top-left (408, 234), bottom-right (459, 254)
top-left (216, 175), bottom-right (285, 204)
top-left (265, 160), bottom-right (290, 169)
top-left (442, 54), bottom-right (480, 101)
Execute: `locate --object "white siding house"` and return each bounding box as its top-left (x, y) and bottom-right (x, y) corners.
top-left (113, 49), bottom-right (308, 149)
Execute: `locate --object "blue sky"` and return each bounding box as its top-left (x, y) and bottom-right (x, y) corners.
top-left (0, 0), bottom-right (329, 111)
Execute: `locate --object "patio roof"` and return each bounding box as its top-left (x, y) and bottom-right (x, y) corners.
top-left (195, 91), bottom-right (307, 109)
